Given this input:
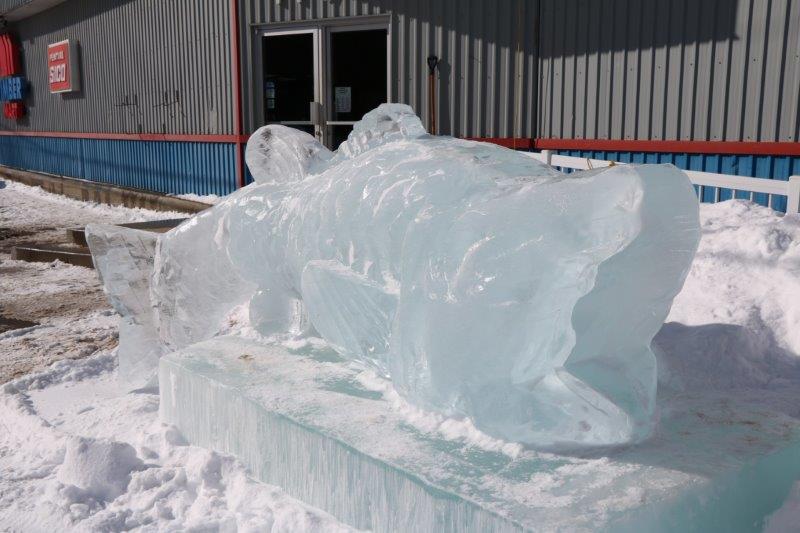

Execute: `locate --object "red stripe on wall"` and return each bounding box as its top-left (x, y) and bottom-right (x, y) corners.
top-left (0, 130), bottom-right (246, 143)
top-left (2, 132), bottom-right (798, 159)
top-left (463, 137), bottom-right (535, 149)
top-left (533, 138), bottom-right (800, 157)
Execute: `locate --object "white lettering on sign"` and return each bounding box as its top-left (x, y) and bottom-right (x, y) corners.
top-left (49, 64), bottom-right (67, 84)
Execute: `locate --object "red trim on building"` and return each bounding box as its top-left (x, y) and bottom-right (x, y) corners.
top-left (463, 137), bottom-right (535, 150)
top-left (0, 130), bottom-right (247, 143)
top-left (230, 0), bottom-right (245, 188)
top-left (533, 138), bottom-right (800, 157)
top-left (2, 132), bottom-right (797, 159)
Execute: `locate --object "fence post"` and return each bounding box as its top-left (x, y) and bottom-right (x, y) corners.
top-left (541, 149), bottom-right (553, 166)
top-left (788, 176), bottom-right (800, 215)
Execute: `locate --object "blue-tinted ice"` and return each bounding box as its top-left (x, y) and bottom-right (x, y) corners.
top-left (87, 104), bottom-right (700, 450)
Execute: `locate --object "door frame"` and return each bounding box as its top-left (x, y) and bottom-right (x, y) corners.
top-left (258, 27), bottom-right (322, 140)
top-left (324, 23), bottom-right (392, 132)
top-left (256, 16), bottom-right (391, 148)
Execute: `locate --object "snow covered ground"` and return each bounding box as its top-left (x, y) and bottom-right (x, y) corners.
top-left (2, 179), bottom-right (800, 531)
top-left (173, 193), bottom-right (222, 205)
top-left (0, 180), bottom-right (186, 382)
top-left (0, 179), bottom-right (186, 250)
top-left (0, 353), bottom-right (355, 532)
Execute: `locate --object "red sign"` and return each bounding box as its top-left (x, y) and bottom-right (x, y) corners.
top-left (0, 34), bottom-right (25, 120)
top-left (48, 40), bottom-right (79, 93)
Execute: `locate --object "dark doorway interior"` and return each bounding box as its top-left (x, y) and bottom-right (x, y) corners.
top-left (329, 29), bottom-right (387, 147)
top-left (262, 33), bottom-right (315, 136)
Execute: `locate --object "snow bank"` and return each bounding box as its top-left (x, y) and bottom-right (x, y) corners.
top-left (658, 201), bottom-right (800, 396)
top-left (57, 436), bottom-right (144, 501)
top-left (0, 179), bottom-right (186, 226)
top-left (174, 193), bottom-right (222, 205)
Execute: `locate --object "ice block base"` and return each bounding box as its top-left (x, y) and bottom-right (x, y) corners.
top-left (159, 336), bottom-right (800, 532)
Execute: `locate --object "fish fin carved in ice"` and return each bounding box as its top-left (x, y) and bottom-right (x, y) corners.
top-left (301, 260), bottom-right (398, 362)
top-left (332, 104), bottom-right (428, 160)
top-left (85, 224), bottom-right (162, 389)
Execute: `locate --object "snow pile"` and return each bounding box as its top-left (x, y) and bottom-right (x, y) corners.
top-left (658, 201), bottom-right (800, 396)
top-left (657, 201), bottom-right (800, 530)
top-left (56, 436), bottom-right (144, 502)
top-left (174, 193), bottom-right (222, 205)
top-left (0, 353), bottom-right (355, 531)
top-left (0, 179), bottom-right (186, 228)
top-left (669, 200), bottom-right (800, 350)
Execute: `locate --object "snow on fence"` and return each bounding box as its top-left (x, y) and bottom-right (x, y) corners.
top-left (527, 150), bottom-right (800, 215)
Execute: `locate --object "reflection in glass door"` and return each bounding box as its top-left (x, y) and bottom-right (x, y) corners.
top-left (260, 24), bottom-right (388, 149)
top-left (326, 28), bottom-right (388, 148)
top-left (262, 30), bottom-right (319, 138)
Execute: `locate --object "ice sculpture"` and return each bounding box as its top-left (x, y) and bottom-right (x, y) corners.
top-left (86, 225), bottom-right (161, 389)
top-left (88, 104), bottom-right (700, 449)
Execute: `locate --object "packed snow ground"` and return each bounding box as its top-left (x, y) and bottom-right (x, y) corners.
top-left (0, 180), bottom-right (187, 382)
top-left (174, 193), bottom-right (222, 205)
top-left (0, 179), bottom-right (186, 250)
top-left (2, 179), bottom-right (800, 531)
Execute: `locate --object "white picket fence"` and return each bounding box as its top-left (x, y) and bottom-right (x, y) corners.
top-left (526, 150), bottom-right (800, 215)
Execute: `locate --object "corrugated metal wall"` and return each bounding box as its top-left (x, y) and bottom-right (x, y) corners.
top-left (5, 0), bottom-right (233, 135)
top-left (538, 0), bottom-right (800, 142)
top-left (0, 0), bottom-right (31, 12)
top-left (0, 0), bottom-right (69, 19)
top-left (0, 135), bottom-right (236, 194)
top-left (241, 0), bottom-right (540, 138)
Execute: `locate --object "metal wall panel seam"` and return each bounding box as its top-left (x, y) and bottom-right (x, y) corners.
top-left (780, 0), bottom-right (800, 141)
top-left (761, 0), bottom-right (790, 142)
top-left (680, 0), bottom-right (700, 141)
top-left (609, 0), bottom-right (626, 140)
top-left (743, 0), bottom-right (768, 141)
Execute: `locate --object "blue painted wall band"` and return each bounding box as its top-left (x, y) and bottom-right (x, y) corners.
top-left (0, 136), bottom-right (237, 196)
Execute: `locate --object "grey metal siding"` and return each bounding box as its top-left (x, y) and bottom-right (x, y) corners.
top-left (242, 0), bottom-right (540, 138)
top-left (0, 0), bottom-right (69, 20)
top-left (6, 0), bottom-right (233, 135)
top-left (538, 0), bottom-right (800, 142)
top-left (0, 0), bottom-right (31, 12)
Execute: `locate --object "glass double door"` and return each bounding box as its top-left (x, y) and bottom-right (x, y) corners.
top-left (261, 25), bottom-right (388, 149)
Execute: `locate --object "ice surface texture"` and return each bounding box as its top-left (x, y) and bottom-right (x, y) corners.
top-left (85, 225), bottom-right (161, 389)
top-left (92, 104), bottom-right (700, 449)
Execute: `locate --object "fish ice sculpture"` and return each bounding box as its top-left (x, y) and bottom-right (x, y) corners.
top-left (87, 104), bottom-right (700, 450)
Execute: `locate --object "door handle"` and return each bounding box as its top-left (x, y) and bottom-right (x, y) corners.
top-left (310, 101), bottom-right (324, 127)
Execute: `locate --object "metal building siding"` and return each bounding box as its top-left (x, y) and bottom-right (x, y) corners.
top-left (539, 0), bottom-right (800, 143)
top-left (0, 0), bottom-right (30, 12)
top-left (7, 0), bottom-right (233, 135)
top-left (0, 136), bottom-right (237, 194)
top-left (242, 0), bottom-right (540, 138)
